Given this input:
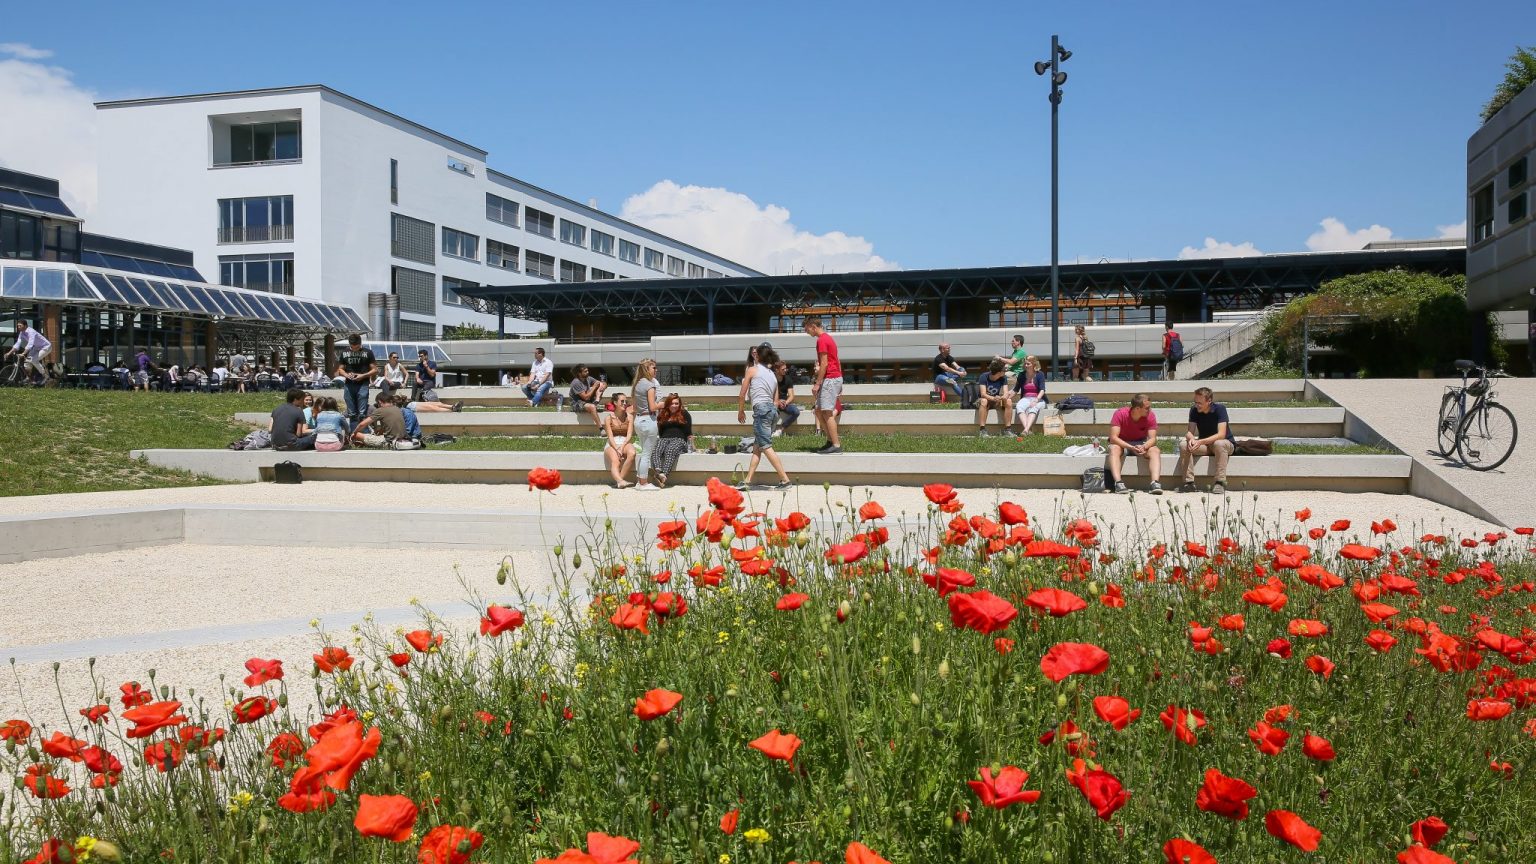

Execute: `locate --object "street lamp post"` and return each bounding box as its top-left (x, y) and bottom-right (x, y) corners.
top-left (1035, 36), bottom-right (1071, 379)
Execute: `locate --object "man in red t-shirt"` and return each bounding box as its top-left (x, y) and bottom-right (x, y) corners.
top-left (1107, 393), bottom-right (1162, 494)
top-left (802, 317), bottom-right (843, 454)
top-left (1162, 321), bottom-right (1181, 379)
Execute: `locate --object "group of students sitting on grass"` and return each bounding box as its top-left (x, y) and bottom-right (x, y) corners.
top-left (267, 388), bottom-right (462, 451)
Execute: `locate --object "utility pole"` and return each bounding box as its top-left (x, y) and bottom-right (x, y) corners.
top-left (1035, 36), bottom-right (1071, 378)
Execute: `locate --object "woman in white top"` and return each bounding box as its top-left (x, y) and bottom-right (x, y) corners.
top-left (734, 346), bottom-right (792, 490)
top-left (631, 359), bottom-right (662, 491)
top-left (378, 352), bottom-right (407, 397)
top-left (604, 394), bottom-right (637, 489)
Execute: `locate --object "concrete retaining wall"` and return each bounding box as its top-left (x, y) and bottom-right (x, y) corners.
top-left (0, 507), bottom-right (184, 564)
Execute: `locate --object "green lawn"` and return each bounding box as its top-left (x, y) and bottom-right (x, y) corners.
top-left (0, 390), bottom-right (279, 497)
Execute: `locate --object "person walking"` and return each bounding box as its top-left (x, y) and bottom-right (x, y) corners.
top-left (631, 358), bottom-right (662, 491)
top-left (1162, 321), bottom-right (1183, 380)
top-left (1072, 325), bottom-right (1092, 382)
top-left (1174, 387), bottom-right (1235, 495)
top-left (735, 345), bottom-right (792, 489)
top-left (803, 318), bottom-right (843, 454)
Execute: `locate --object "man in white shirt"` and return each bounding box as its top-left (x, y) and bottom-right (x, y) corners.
top-left (3, 320), bottom-right (52, 385)
top-left (522, 347), bottom-right (555, 407)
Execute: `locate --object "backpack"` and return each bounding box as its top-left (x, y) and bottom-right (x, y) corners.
top-left (1081, 467), bottom-right (1107, 494)
top-left (1058, 394), bottom-right (1095, 412)
top-left (1235, 437), bottom-right (1272, 456)
top-left (228, 429), bottom-right (273, 451)
top-left (960, 381), bottom-right (981, 410)
top-left (1081, 341), bottom-right (1096, 359)
top-left (1168, 334), bottom-right (1184, 362)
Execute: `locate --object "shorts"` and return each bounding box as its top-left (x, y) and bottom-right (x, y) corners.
top-left (357, 433), bottom-right (388, 448)
top-left (752, 403), bottom-right (777, 450)
top-left (1018, 396), bottom-right (1045, 416)
top-left (420, 388), bottom-right (438, 402)
top-left (315, 437), bottom-right (344, 452)
top-left (607, 436), bottom-right (628, 451)
top-left (816, 376), bottom-right (843, 411)
top-left (134, 371), bottom-right (150, 386)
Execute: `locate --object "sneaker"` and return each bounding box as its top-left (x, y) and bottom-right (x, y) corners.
top-left (452, 401), bottom-right (464, 412)
top-left (814, 441), bottom-right (834, 453)
top-left (1149, 481), bottom-right (1163, 495)
top-left (821, 446), bottom-right (843, 455)
top-left (771, 428), bottom-right (782, 438)
top-left (732, 480), bottom-right (751, 490)
top-left (1211, 482), bottom-right (1226, 495)
top-left (978, 428), bottom-right (991, 438)
top-left (1177, 482), bottom-right (1198, 493)
top-left (634, 482), bottom-right (658, 492)
top-left (773, 480), bottom-right (793, 490)
top-left (1113, 481), bottom-right (1128, 494)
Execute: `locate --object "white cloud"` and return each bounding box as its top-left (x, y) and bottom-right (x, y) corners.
top-left (1177, 237), bottom-right (1265, 260)
top-left (1436, 220), bottom-right (1467, 240)
top-left (619, 180), bottom-right (898, 275)
top-left (1305, 217), bottom-right (1394, 252)
top-left (0, 47), bottom-right (98, 217)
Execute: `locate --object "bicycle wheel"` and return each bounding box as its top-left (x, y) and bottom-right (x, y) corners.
top-left (1456, 401), bottom-right (1518, 471)
top-left (0, 363), bottom-right (21, 387)
top-left (1435, 390), bottom-right (1461, 458)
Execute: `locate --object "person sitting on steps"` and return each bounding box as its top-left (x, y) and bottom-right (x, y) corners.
top-left (975, 359), bottom-right (1013, 437)
top-left (1174, 386), bottom-right (1234, 495)
top-left (1107, 393), bottom-right (1162, 495)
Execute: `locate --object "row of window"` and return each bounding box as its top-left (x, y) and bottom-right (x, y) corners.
top-left (218, 196), bottom-right (294, 244)
top-left (219, 253), bottom-right (295, 295)
top-left (483, 192), bottom-right (720, 277)
top-left (1472, 154), bottom-right (1530, 243)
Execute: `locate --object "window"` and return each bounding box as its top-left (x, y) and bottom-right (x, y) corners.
top-left (591, 230), bottom-right (615, 256)
top-left (618, 239), bottom-right (640, 264)
top-left (687, 263), bottom-right (705, 278)
top-left (591, 268), bottom-right (615, 280)
top-left (643, 248), bottom-right (664, 271)
top-left (0, 211), bottom-right (40, 260)
top-left (1510, 192), bottom-right (1529, 225)
top-left (390, 159), bottom-right (398, 205)
top-left (220, 253), bottom-right (295, 294)
top-left (392, 266), bottom-right (436, 315)
top-left (225, 121), bottom-right (302, 165)
top-left (442, 226), bottom-right (479, 261)
top-left (667, 255), bottom-right (686, 277)
top-left (447, 156), bottom-right (475, 176)
top-left (486, 193), bottom-right (519, 227)
top-left (443, 275), bottom-right (479, 306)
top-left (706, 269), bottom-right (722, 278)
top-left (398, 318), bottom-right (436, 340)
top-left (1473, 184), bottom-right (1495, 243)
top-left (526, 207), bottom-right (555, 238)
top-left (559, 219), bottom-right (586, 247)
top-left (1510, 156), bottom-right (1528, 190)
top-left (488, 239), bottom-right (519, 270)
top-left (560, 260), bottom-right (587, 282)
top-left (218, 196), bottom-right (294, 243)
top-left (526, 250), bottom-right (556, 280)
top-left (392, 213), bottom-right (436, 264)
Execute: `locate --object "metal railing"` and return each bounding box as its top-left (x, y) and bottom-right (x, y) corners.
top-left (1174, 304), bottom-right (1285, 380)
top-left (218, 225), bottom-right (294, 244)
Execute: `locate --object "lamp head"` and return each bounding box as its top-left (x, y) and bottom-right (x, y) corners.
top-left (1053, 71), bottom-right (1068, 86)
top-left (1033, 60), bottom-right (1051, 76)
top-left (1057, 45), bottom-right (1072, 62)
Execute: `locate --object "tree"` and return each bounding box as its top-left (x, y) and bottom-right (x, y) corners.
top-left (443, 322), bottom-right (500, 340)
top-left (1482, 45), bottom-right (1536, 123)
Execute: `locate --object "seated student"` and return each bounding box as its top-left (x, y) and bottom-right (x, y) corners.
top-left (569, 364), bottom-right (607, 425)
top-left (603, 394), bottom-right (638, 489)
top-left (975, 359), bottom-right (1014, 437)
top-left (650, 393), bottom-right (695, 488)
top-left (352, 393), bottom-right (410, 448)
top-left (499, 369), bottom-right (517, 388)
top-left (1175, 386), bottom-right (1235, 495)
top-left (406, 397), bottom-right (463, 413)
top-left (311, 396), bottom-right (351, 451)
top-left (933, 342), bottom-right (966, 401)
top-left (1011, 355), bottom-right (1048, 434)
top-left (522, 347), bottom-right (554, 407)
top-left (773, 359), bottom-right (799, 436)
top-left (1107, 394), bottom-right (1162, 495)
top-left (270, 388), bottom-right (316, 451)
top-left (395, 393), bottom-right (424, 441)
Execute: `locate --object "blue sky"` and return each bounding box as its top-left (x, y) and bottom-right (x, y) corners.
top-left (2, 0), bottom-right (1532, 273)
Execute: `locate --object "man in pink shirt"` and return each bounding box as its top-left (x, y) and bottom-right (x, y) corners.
top-left (802, 317), bottom-right (843, 454)
top-left (1107, 393), bottom-right (1162, 494)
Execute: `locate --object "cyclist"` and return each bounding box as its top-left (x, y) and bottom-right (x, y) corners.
top-left (3, 320), bottom-right (52, 386)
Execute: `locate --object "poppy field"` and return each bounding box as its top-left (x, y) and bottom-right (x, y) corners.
top-left (3, 474), bottom-right (1535, 863)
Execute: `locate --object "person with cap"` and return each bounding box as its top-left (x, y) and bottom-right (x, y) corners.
top-left (335, 335), bottom-right (378, 424)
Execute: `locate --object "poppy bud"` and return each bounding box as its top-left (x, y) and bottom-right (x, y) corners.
top-left (912, 636), bottom-right (922, 655)
top-left (1088, 581), bottom-right (1101, 595)
top-left (938, 659), bottom-right (951, 678)
top-left (552, 544), bottom-right (563, 557)
top-left (838, 600), bottom-right (852, 621)
top-left (1002, 551), bottom-right (1018, 566)
top-left (568, 754), bottom-right (583, 770)
top-left (496, 556), bottom-right (513, 585)
top-left (655, 738), bottom-right (670, 756)
top-left (795, 534), bottom-right (809, 548)
top-left (571, 552), bottom-right (582, 569)
top-left (1056, 692), bottom-right (1068, 709)
top-left (909, 692), bottom-right (921, 706)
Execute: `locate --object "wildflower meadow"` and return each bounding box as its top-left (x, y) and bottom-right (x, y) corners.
top-left (4, 473), bottom-right (1534, 863)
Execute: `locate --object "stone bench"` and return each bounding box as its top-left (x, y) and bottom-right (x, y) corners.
top-left (132, 449), bottom-right (1412, 493)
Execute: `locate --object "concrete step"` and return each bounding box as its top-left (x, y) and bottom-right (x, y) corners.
top-left (132, 448), bottom-right (1412, 493)
top-left (238, 406), bottom-right (1346, 440)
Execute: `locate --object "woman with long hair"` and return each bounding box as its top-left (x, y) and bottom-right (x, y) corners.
top-left (734, 345), bottom-right (792, 490)
top-left (631, 359), bottom-right (662, 491)
top-left (650, 393), bottom-right (694, 488)
top-left (1013, 355), bottom-right (1048, 434)
top-left (604, 394), bottom-right (637, 488)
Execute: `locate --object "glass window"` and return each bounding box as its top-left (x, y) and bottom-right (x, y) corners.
top-left (392, 266), bottom-right (436, 316)
top-left (560, 260), bottom-right (587, 282)
top-left (591, 230), bottom-right (615, 256)
top-left (442, 226), bottom-right (479, 261)
top-left (525, 208), bottom-right (555, 238)
top-left (219, 253), bottom-right (295, 294)
top-left (218, 196), bottom-right (293, 243)
top-left (666, 255), bottom-right (686, 277)
top-left (486, 193), bottom-right (519, 227)
top-left (447, 156), bottom-right (475, 176)
top-left (224, 121), bottom-right (302, 165)
top-left (1, 210), bottom-right (42, 260)
top-left (525, 250), bottom-right (556, 280)
top-left (1473, 184), bottom-right (1495, 243)
top-left (390, 159), bottom-right (398, 205)
top-left (488, 239), bottom-right (519, 270)
top-left (1510, 192), bottom-right (1529, 225)
top-left (591, 268), bottom-right (615, 280)
top-left (443, 276), bottom-right (479, 306)
top-left (392, 213), bottom-right (436, 264)
top-left (559, 219), bottom-right (586, 247)
top-left (618, 239), bottom-right (640, 264)
top-left (643, 248), bottom-right (664, 271)
top-left (1510, 156), bottom-right (1528, 190)
top-left (687, 263), bottom-right (705, 278)
top-left (706, 269), bottom-right (722, 278)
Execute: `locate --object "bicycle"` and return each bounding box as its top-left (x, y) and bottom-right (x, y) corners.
top-left (1, 353), bottom-right (32, 387)
top-left (1435, 360), bottom-right (1517, 471)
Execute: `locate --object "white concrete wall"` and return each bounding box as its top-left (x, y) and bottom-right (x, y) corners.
top-left (1467, 81), bottom-right (1536, 312)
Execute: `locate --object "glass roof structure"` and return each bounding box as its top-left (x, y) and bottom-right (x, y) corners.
top-left (363, 342), bottom-right (452, 364)
top-left (0, 187), bottom-right (77, 219)
top-left (0, 260), bottom-right (367, 334)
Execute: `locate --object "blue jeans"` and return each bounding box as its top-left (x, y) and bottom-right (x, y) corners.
top-left (779, 403), bottom-right (801, 428)
top-left (752, 403), bottom-right (777, 450)
top-left (402, 407), bottom-right (422, 439)
top-left (934, 373), bottom-right (963, 397)
top-left (523, 380), bottom-right (552, 406)
top-left (343, 379), bottom-right (369, 423)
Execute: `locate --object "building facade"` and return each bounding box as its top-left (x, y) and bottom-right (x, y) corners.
top-left (1467, 80), bottom-right (1536, 315)
top-left (93, 86), bottom-right (760, 342)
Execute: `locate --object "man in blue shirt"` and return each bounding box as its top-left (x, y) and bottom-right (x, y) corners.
top-left (974, 359), bottom-right (1013, 437)
top-left (1175, 386), bottom-right (1235, 495)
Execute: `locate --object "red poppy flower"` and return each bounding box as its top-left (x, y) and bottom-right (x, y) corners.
top-left (1218, 614), bottom-right (1245, 631)
top-left (1065, 758), bottom-right (1130, 820)
top-left (968, 765), bottom-right (1041, 809)
top-left (749, 728), bottom-right (803, 762)
top-left (1411, 816), bottom-right (1449, 848)
top-left (1248, 721), bottom-right (1290, 755)
top-left (1340, 544), bottom-right (1382, 562)
top-left (1025, 587), bottom-right (1088, 617)
top-left (1308, 527), bottom-right (1328, 540)
top-left (1302, 732), bottom-right (1336, 761)
top-left (690, 564), bottom-right (726, 587)
top-left (80, 745), bottom-right (122, 777)
top-left (774, 592), bottom-right (809, 611)
top-left (1092, 695), bottom-right (1142, 730)
top-left (527, 467), bottom-right (562, 492)
top-left (1265, 704), bottom-right (1295, 724)
top-left (826, 540), bottom-right (868, 564)
top-left (1288, 619), bottom-right (1329, 638)
top-left (1365, 630), bottom-right (1398, 653)
top-left (922, 567), bottom-right (976, 597)
top-left (651, 592), bottom-right (688, 619)
top-left (40, 731), bottom-right (88, 761)
top-left (1023, 539), bottom-right (1082, 558)
top-left (924, 483), bottom-right (958, 506)
top-left (243, 658), bottom-right (284, 688)
top-left (998, 501), bottom-right (1029, 525)
top-left (1195, 767), bottom-right (1257, 820)
top-left (313, 646), bottom-right (355, 673)
top-left (1100, 584), bottom-right (1126, 608)
top-left (1265, 809), bottom-right (1322, 852)
top-left (1267, 637), bottom-right (1293, 658)
top-left (776, 511), bottom-right (811, 533)
top-left (278, 764), bottom-right (337, 813)
top-left (1160, 705), bottom-right (1207, 746)
top-left (1, 718), bottom-right (32, 742)
top-left (1162, 838), bottom-right (1217, 864)
top-left (1297, 564), bottom-right (1345, 590)
top-left (1396, 847), bottom-right (1455, 864)
top-left (1040, 642), bottom-right (1111, 682)
top-left (480, 605), bottom-right (526, 637)
top-left (119, 681), bottom-right (152, 708)
top-left (266, 732), bottom-right (305, 768)
top-left (142, 740), bottom-right (184, 773)
top-left (1466, 699), bottom-right (1513, 721)
top-left (418, 825), bottom-right (484, 864)
top-left (306, 720), bottom-right (382, 792)
top-left (1329, 519), bottom-right (1351, 532)
top-left (179, 724), bottom-right (226, 750)
top-left (1295, 508), bottom-right (1312, 521)
top-left (355, 793), bottom-right (418, 842)
top-left (1243, 585), bottom-right (1288, 612)
top-left (634, 689), bottom-right (683, 721)
top-left (858, 501), bottom-right (886, 521)
top-left (846, 842), bottom-right (893, 864)
top-left (1305, 655), bottom-right (1335, 679)
top-left (22, 764), bottom-right (70, 798)
top-left (233, 696), bottom-right (277, 724)
top-left (1373, 519), bottom-right (1398, 534)
top-left (123, 700), bottom-right (187, 739)
top-left (948, 590), bottom-right (1019, 634)
top-left (405, 629), bottom-right (443, 653)
top-left (610, 602), bottom-right (650, 634)
top-left (719, 808), bottom-right (740, 834)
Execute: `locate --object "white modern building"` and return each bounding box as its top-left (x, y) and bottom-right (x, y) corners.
top-left (92, 85), bottom-right (761, 341)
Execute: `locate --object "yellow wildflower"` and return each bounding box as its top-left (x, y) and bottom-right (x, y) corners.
top-left (744, 828), bottom-right (771, 844)
top-left (226, 790), bottom-right (254, 814)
